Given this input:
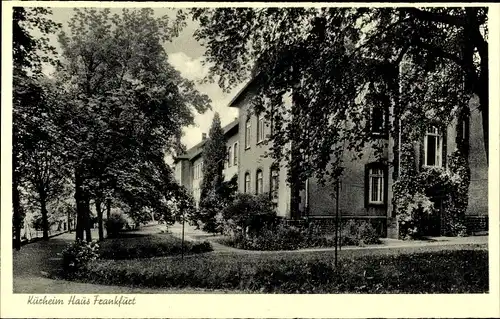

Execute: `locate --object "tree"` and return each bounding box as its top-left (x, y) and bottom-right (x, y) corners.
top-left (20, 79), bottom-right (70, 240)
top-left (198, 113), bottom-right (227, 232)
top-left (12, 7), bottom-right (61, 249)
top-left (190, 7), bottom-right (488, 201)
top-left (55, 8), bottom-right (210, 241)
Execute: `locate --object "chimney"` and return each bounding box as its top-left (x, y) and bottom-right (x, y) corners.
top-left (202, 133), bottom-right (207, 141)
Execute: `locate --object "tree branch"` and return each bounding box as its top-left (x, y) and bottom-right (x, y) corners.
top-left (402, 8), bottom-right (467, 27)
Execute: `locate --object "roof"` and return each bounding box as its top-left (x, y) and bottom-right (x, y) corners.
top-left (174, 119), bottom-right (239, 162)
top-left (228, 64), bottom-right (262, 108)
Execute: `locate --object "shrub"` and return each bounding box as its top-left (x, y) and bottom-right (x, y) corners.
top-left (105, 213), bottom-right (127, 238)
top-left (99, 233), bottom-right (212, 259)
top-left (62, 239), bottom-right (100, 275)
top-left (340, 220), bottom-right (381, 246)
top-left (222, 193), bottom-right (278, 237)
top-left (75, 248), bottom-right (488, 293)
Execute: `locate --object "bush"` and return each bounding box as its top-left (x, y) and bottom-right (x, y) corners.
top-left (99, 233), bottom-right (212, 259)
top-left (222, 193), bottom-right (278, 237)
top-left (62, 239), bottom-right (100, 275)
top-left (105, 213), bottom-right (127, 238)
top-left (340, 220), bottom-right (381, 246)
top-left (74, 248), bottom-right (488, 293)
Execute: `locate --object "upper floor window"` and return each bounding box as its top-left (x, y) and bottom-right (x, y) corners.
top-left (257, 113), bottom-right (265, 143)
top-left (245, 118), bottom-right (251, 149)
top-left (244, 172), bottom-right (251, 193)
top-left (368, 167), bottom-right (384, 204)
top-left (228, 146), bottom-right (233, 167)
top-left (256, 169), bottom-right (263, 195)
top-left (194, 161), bottom-right (203, 180)
top-left (424, 125), bottom-right (442, 167)
top-left (233, 142), bottom-right (238, 166)
top-left (371, 105), bottom-right (386, 135)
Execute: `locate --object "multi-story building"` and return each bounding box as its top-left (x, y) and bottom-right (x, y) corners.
top-left (174, 119), bottom-right (239, 206)
top-left (175, 76), bottom-right (488, 238)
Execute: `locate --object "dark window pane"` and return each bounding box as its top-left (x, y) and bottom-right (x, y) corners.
top-left (427, 136), bottom-right (436, 166)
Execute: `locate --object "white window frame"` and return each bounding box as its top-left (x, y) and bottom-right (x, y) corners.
top-left (368, 167), bottom-right (384, 204)
top-left (257, 113), bottom-right (265, 143)
top-left (244, 173), bottom-right (251, 193)
top-left (233, 142), bottom-right (238, 166)
top-left (424, 126), bottom-right (442, 167)
top-left (256, 170), bottom-right (263, 195)
top-left (245, 118), bottom-right (251, 149)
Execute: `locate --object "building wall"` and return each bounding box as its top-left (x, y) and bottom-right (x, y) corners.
top-left (308, 142), bottom-right (389, 219)
top-left (234, 85), bottom-right (292, 218)
top-left (191, 156), bottom-right (204, 205)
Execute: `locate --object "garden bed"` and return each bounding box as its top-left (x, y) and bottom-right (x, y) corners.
top-left (67, 246), bottom-right (488, 293)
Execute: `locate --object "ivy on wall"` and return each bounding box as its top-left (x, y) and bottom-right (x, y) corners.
top-left (393, 142), bottom-right (470, 239)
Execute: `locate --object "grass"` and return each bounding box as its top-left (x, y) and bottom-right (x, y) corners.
top-left (69, 245), bottom-right (488, 293)
top-left (98, 232), bottom-right (213, 260)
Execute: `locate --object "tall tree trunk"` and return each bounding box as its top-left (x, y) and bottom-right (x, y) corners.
top-left (96, 198), bottom-right (104, 241)
top-left (84, 197), bottom-right (92, 242)
top-left (74, 168), bottom-right (85, 240)
top-left (67, 209), bottom-right (72, 233)
top-left (40, 192), bottom-right (49, 241)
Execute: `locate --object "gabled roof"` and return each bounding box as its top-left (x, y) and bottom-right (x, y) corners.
top-left (174, 119), bottom-right (239, 162)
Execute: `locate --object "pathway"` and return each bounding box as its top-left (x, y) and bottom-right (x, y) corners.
top-left (12, 229), bottom-right (230, 294)
top-left (167, 222), bottom-right (489, 255)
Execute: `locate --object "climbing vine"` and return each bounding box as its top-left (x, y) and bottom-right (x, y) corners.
top-left (393, 143), bottom-right (470, 239)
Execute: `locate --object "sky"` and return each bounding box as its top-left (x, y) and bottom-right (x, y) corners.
top-left (45, 7), bottom-right (242, 150)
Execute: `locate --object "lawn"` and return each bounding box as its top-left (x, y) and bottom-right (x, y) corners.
top-left (98, 232), bottom-right (213, 260)
top-left (67, 245), bottom-right (488, 293)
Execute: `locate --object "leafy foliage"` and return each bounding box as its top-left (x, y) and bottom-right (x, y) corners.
top-left (98, 233), bottom-right (212, 259)
top-left (105, 213), bottom-right (127, 238)
top-left (62, 239), bottom-right (100, 274)
top-left (13, 8), bottom-right (63, 246)
top-left (71, 248), bottom-right (488, 293)
top-left (198, 113), bottom-right (231, 233)
top-left (190, 7), bottom-right (488, 188)
top-left (393, 146), bottom-right (470, 239)
top-left (221, 193), bottom-right (278, 237)
top-left (52, 8), bottom-right (210, 240)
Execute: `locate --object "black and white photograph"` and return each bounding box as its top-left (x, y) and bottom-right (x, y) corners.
top-left (2, 2), bottom-right (499, 318)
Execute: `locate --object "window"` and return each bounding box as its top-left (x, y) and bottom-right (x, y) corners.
top-left (245, 118), bottom-right (251, 149)
top-left (424, 126), bottom-right (442, 167)
top-left (270, 167), bottom-right (279, 200)
top-left (233, 142), bottom-right (238, 166)
top-left (257, 113), bottom-right (265, 143)
top-left (228, 146), bottom-right (233, 167)
top-left (368, 167), bottom-right (384, 204)
top-left (194, 161), bottom-right (203, 180)
top-left (244, 172), bottom-right (251, 193)
top-left (371, 105), bottom-right (386, 135)
top-left (256, 170), bottom-right (263, 194)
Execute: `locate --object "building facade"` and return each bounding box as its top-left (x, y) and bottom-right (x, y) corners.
top-left (174, 120), bottom-right (239, 206)
top-left (175, 79), bottom-right (488, 238)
